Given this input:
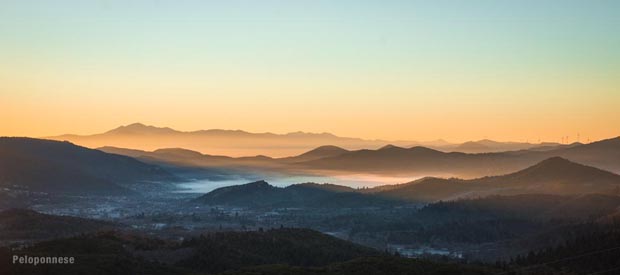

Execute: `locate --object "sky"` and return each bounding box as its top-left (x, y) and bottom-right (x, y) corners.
top-left (1, 0), bottom-right (619, 143)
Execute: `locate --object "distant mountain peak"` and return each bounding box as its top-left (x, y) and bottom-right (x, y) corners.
top-left (126, 122), bottom-right (146, 127)
top-left (454, 141), bottom-right (491, 150)
top-left (536, 156), bottom-right (572, 165)
top-left (378, 144), bottom-right (402, 150)
top-left (516, 157), bottom-right (584, 174)
top-left (314, 145), bottom-right (345, 150)
top-left (305, 145), bottom-right (348, 154)
top-left (105, 123), bottom-right (178, 135)
top-left (505, 156), bottom-right (620, 183)
top-left (245, 180), bottom-right (270, 187)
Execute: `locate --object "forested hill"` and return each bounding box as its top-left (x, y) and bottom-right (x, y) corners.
top-left (0, 137), bottom-right (177, 195)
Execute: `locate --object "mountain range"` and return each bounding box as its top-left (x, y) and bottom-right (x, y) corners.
top-left (194, 180), bottom-right (399, 208)
top-left (296, 137), bottom-right (620, 178)
top-left (196, 157), bottom-right (620, 205)
top-left (4, 134), bottom-right (619, 198)
top-left (47, 123), bottom-right (562, 157)
top-left (99, 136), bottom-right (620, 179)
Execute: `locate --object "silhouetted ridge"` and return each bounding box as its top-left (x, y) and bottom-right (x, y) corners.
top-left (585, 136), bottom-right (620, 147)
top-left (0, 137), bottom-right (176, 195)
top-left (105, 123), bottom-right (178, 135)
top-left (152, 148), bottom-right (204, 158)
top-left (196, 180), bottom-right (402, 208)
top-left (407, 146), bottom-right (443, 154)
top-left (378, 144), bottom-right (402, 150)
top-left (502, 157), bottom-right (620, 183)
top-left (374, 157), bottom-right (620, 202)
top-left (291, 182), bottom-right (356, 193)
top-left (305, 145), bottom-right (348, 154)
top-left (278, 145), bottom-right (349, 162)
top-left (526, 156), bottom-right (574, 168)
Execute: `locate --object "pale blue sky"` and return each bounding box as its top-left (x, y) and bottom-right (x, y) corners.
top-left (2, 0), bottom-right (619, 74)
top-left (1, 0), bottom-right (619, 141)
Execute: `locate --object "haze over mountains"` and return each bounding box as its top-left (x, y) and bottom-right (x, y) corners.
top-left (48, 123), bottom-right (563, 157)
top-left (3, 133), bottom-right (620, 275)
top-left (298, 137), bottom-right (620, 177)
top-left (373, 157), bottom-right (620, 202)
top-left (196, 157), bottom-right (620, 205)
top-left (48, 123), bottom-right (406, 157)
top-left (98, 135), bottom-right (620, 179)
top-left (7, 135), bottom-right (619, 203)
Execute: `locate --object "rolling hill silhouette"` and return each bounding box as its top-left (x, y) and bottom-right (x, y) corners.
top-left (278, 145), bottom-right (349, 163)
top-left (98, 146), bottom-right (276, 169)
top-left (195, 157), bottom-right (620, 206)
top-left (48, 123), bottom-right (567, 157)
top-left (195, 180), bottom-right (401, 208)
top-left (98, 136), bottom-right (620, 179)
top-left (0, 137), bottom-right (177, 195)
top-left (375, 157), bottom-right (620, 202)
top-left (48, 123), bottom-right (411, 157)
top-left (297, 137), bottom-right (620, 177)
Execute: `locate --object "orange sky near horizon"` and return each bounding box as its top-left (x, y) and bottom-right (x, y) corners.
top-left (1, 56), bottom-right (619, 143)
top-left (1, 1), bottom-right (619, 143)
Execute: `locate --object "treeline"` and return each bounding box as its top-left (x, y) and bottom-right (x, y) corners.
top-left (499, 221), bottom-right (620, 274)
top-left (0, 229), bottom-right (499, 275)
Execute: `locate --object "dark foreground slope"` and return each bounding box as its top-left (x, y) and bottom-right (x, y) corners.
top-left (0, 137), bottom-right (177, 195)
top-left (0, 209), bottom-right (119, 244)
top-left (0, 228), bottom-right (494, 275)
top-left (505, 224), bottom-right (620, 275)
top-left (221, 257), bottom-right (493, 275)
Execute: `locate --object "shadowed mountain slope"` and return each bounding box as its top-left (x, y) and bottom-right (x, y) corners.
top-left (278, 145), bottom-right (349, 163)
top-left (0, 209), bottom-right (119, 243)
top-left (375, 157), bottom-right (620, 202)
top-left (298, 137), bottom-right (620, 178)
top-left (0, 229), bottom-right (495, 274)
top-left (195, 180), bottom-right (401, 208)
top-left (0, 137), bottom-right (176, 195)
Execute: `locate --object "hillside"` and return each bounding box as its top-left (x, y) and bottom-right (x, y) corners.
top-left (96, 135), bottom-right (620, 179)
top-left (195, 180), bottom-right (401, 208)
top-left (278, 145), bottom-right (350, 163)
top-left (0, 137), bottom-right (176, 195)
top-left (507, 225), bottom-right (620, 275)
top-left (0, 209), bottom-right (119, 243)
top-left (375, 157), bottom-right (620, 202)
top-left (297, 137), bottom-right (620, 178)
top-left (0, 229), bottom-right (497, 275)
top-left (418, 194), bottom-right (620, 222)
top-left (195, 158), bottom-right (620, 206)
